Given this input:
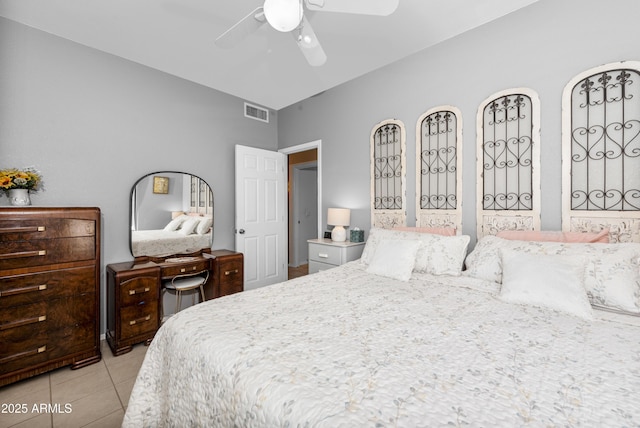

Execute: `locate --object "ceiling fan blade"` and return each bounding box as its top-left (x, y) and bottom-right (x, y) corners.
top-left (304, 0), bottom-right (399, 16)
top-left (294, 16), bottom-right (327, 67)
top-left (215, 7), bottom-right (266, 49)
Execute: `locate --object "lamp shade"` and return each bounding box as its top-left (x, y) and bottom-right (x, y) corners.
top-left (327, 208), bottom-right (350, 226)
top-left (263, 0), bottom-right (303, 32)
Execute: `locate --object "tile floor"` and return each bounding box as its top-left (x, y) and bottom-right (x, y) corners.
top-left (1, 265), bottom-right (309, 428)
top-left (0, 341), bottom-right (148, 428)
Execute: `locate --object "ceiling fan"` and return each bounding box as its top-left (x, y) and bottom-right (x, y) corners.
top-left (215, 0), bottom-right (399, 67)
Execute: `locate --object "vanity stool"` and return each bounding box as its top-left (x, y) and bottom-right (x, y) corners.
top-left (162, 270), bottom-right (208, 318)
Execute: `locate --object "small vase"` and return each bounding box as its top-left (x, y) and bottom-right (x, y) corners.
top-left (8, 188), bottom-right (31, 206)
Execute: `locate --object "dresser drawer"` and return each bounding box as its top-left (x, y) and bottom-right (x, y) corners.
top-left (0, 332), bottom-right (48, 375)
top-left (0, 302), bottom-right (48, 372)
top-left (120, 304), bottom-right (159, 339)
top-left (216, 258), bottom-right (242, 282)
top-left (0, 296), bottom-right (96, 375)
top-left (0, 266), bottom-right (95, 308)
top-left (120, 275), bottom-right (159, 307)
top-left (0, 294), bottom-right (95, 333)
top-left (162, 260), bottom-right (209, 278)
top-left (0, 217), bottom-right (95, 242)
top-left (0, 237), bottom-right (96, 270)
top-left (0, 323), bottom-right (96, 376)
top-left (308, 243), bottom-right (342, 266)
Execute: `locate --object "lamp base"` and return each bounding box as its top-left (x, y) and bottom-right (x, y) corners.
top-left (331, 226), bottom-right (346, 242)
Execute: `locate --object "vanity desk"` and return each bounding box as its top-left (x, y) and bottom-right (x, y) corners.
top-left (107, 170), bottom-right (239, 356)
top-left (106, 249), bottom-right (243, 356)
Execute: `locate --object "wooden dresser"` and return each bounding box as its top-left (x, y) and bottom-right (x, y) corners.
top-left (106, 250), bottom-right (243, 356)
top-left (0, 207), bottom-right (101, 387)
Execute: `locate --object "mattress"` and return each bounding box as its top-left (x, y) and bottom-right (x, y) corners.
top-left (123, 261), bottom-right (640, 427)
top-left (131, 229), bottom-right (211, 257)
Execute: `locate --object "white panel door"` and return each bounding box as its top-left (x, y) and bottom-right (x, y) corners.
top-left (235, 145), bottom-right (287, 290)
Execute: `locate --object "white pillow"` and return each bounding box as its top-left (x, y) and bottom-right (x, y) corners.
top-left (163, 215), bottom-right (186, 231)
top-left (464, 236), bottom-right (640, 313)
top-left (498, 249), bottom-right (593, 320)
top-left (361, 228), bottom-right (470, 276)
top-left (178, 217), bottom-right (200, 235)
top-left (585, 251), bottom-right (640, 313)
top-left (414, 234), bottom-right (470, 276)
top-left (196, 217), bottom-right (213, 235)
top-left (366, 239), bottom-right (422, 282)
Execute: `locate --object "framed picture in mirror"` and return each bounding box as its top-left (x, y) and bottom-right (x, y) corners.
top-left (153, 176), bottom-right (169, 194)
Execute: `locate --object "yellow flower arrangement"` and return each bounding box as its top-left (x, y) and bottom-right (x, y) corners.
top-left (0, 167), bottom-right (43, 195)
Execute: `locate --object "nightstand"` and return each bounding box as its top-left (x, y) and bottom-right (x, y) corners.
top-left (307, 239), bottom-right (365, 273)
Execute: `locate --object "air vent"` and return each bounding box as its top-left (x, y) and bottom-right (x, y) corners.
top-left (244, 102), bottom-right (269, 123)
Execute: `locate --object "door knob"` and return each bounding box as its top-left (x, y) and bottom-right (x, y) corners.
top-left (238, 229), bottom-right (245, 234)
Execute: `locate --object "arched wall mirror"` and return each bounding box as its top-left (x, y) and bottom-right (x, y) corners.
top-left (129, 171), bottom-right (213, 258)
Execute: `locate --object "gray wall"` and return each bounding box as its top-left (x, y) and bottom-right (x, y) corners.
top-left (0, 16), bottom-right (278, 332)
top-left (277, 0), bottom-right (640, 244)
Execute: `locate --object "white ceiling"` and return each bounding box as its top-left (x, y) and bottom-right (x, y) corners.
top-left (0, 0), bottom-right (539, 110)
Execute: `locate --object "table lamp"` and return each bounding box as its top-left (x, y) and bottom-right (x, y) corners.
top-left (327, 208), bottom-right (351, 242)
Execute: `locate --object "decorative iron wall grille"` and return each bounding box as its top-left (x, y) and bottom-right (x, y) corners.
top-left (570, 68), bottom-right (640, 211)
top-left (420, 110), bottom-right (457, 210)
top-left (482, 93), bottom-right (534, 210)
top-left (191, 176), bottom-right (213, 214)
top-left (373, 123), bottom-right (403, 210)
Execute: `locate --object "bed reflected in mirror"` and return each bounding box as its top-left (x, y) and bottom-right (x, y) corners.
top-left (130, 171), bottom-right (213, 258)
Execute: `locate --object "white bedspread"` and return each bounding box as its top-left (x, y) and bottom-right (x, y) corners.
top-left (124, 261), bottom-right (640, 427)
top-left (131, 229), bottom-right (211, 257)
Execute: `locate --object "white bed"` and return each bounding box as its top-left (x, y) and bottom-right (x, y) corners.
top-left (131, 229), bottom-right (212, 257)
top-left (131, 214), bottom-right (213, 257)
top-left (123, 230), bottom-right (640, 427)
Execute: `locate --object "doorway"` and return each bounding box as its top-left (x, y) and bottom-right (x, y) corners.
top-left (279, 140), bottom-right (322, 276)
top-left (291, 161), bottom-right (317, 267)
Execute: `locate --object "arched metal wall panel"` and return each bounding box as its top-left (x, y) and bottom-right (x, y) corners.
top-left (415, 106), bottom-right (463, 232)
top-left (476, 88), bottom-right (541, 239)
top-left (562, 61), bottom-right (640, 242)
top-left (370, 119), bottom-right (407, 229)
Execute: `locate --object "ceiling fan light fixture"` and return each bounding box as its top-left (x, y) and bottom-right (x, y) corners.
top-left (263, 0), bottom-right (303, 32)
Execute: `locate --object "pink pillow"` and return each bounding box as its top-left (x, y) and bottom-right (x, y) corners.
top-left (393, 226), bottom-right (456, 237)
top-left (496, 229), bottom-right (609, 243)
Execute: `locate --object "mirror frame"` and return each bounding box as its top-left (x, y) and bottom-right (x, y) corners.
top-left (129, 171), bottom-right (213, 260)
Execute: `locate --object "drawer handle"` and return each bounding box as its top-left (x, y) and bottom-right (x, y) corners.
top-left (129, 315), bottom-right (151, 326)
top-left (0, 345), bottom-right (47, 365)
top-left (0, 283), bottom-right (47, 297)
top-left (224, 269), bottom-right (239, 276)
top-left (0, 314), bottom-right (46, 331)
top-left (0, 225), bottom-right (46, 234)
top-left (0, 250), bottom-right (46, 260)
top-left (179, 266), bottom-right (198, 273)
top-left (129, 287), bottom-right (150, 295)
top-left (318, 253), bottom-right (329, 258)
